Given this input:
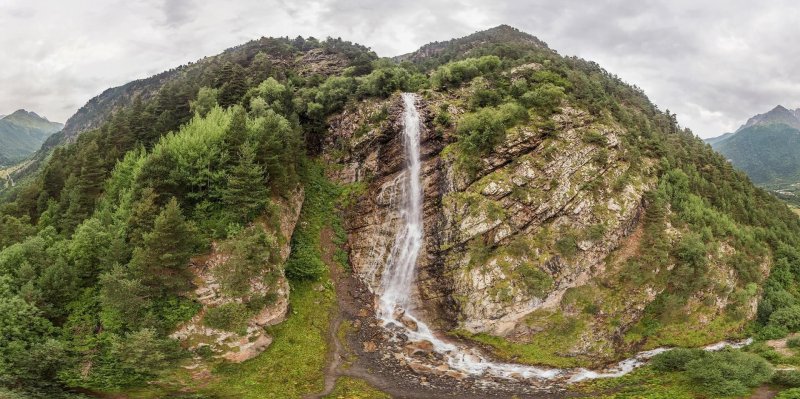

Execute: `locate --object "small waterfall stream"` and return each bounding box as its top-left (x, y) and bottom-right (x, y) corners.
top-left (372, 92), bottom-right (751, 384)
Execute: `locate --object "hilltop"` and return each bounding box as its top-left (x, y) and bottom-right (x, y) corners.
top-left (0, 109), bottom-right (62, 165)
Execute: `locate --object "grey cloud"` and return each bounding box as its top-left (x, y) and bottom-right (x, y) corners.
top-left (2, 0), bottom-right (799, 137)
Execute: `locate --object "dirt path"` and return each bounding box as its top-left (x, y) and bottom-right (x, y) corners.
top-left (750, 386), bottom-right (778, 399)
top-left (306, 227), bottom-right (346, 399)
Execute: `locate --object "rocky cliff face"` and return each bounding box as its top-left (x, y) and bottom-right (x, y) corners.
top-left (323, 88), bottom-right (649, 347)
top-left (171, 190), bottom-right (304, 363)
top-left (324, 82), bottom-right (764, 364)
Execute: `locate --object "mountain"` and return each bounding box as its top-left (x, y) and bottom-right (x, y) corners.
top-left (711, 122), bottom-right (800, 185)
top-left (1, 26), bottom-right (799, 398)
top-left (735, 104), bottom-right (800, 132)
top-left (707, 106), bottom-right (800, 206)
top-left (0, 109), bottom-right (62, 165)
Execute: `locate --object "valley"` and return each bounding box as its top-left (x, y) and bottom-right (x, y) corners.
top-left (2, 23), bottom-right (800, 399)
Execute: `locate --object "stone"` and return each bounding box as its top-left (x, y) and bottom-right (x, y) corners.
top-left (404, 340), bottom-right (434, 356)
top-left (363, 341), bottom-right (377, 353)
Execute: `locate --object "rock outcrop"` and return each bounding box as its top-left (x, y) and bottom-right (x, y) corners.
top-left (171, 189), bottom-right (304, 363)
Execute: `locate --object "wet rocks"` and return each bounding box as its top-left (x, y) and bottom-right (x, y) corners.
top-left (405, 340), bottom-right (435, 356)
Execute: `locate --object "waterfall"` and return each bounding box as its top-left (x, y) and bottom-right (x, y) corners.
top-left (372, 92), bottom-right (751, 384)
top-left (377, 93), bottom-right (425, 320)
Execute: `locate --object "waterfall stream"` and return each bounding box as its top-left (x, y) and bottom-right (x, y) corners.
top-left (372, 92), bottom-right (751, 384)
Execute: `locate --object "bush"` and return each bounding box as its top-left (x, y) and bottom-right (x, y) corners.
top-left (771, 306), bottom-right (800, 331)
top-left (204, 302), bottom-right (251, 334)
top-left (650, 348), bottom-right (705, 372)
top-left (582, 130), bottom-right (608, 146)
top-left (517, 263), bottom-right (553, 297)
top-left (777, 388), bottom-right (800, 399)
top-left (456, 102), bottom-right (527, 156)
top-left (774, 370), bottom-right (800, 388)
top-left (555, 235), bottom-right (579, 258)
top-left (431, 56), bottom-right (502, 89)
top-left (684, 349), bottom-right (773, 396)
top-left (758, 324), bottom-right (790, 340)
top-left (788, 337), bottom-right (800, 348)
top-left (519, 83), bottom-right (565, 115)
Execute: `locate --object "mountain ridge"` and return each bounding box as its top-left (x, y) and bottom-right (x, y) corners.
top-left (0, 109), bottom-right (62, 165)
top-left (735, 104), bottom-right (800, 132)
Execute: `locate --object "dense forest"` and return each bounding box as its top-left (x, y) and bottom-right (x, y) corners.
top-left (3, 26), bottom-right (800, 398)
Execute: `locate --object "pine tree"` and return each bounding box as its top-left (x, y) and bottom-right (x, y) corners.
top-left (217, 62), bottom-right (247, 108)
top-left (129, 198), bottom-right (195, 296)
top-left (224, 143), bottom-right (268, 222)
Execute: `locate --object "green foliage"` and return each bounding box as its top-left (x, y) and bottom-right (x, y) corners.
top-left (455, 102), bottom-right (527, 157)
top-left (582, 129), bottom-right (608, 146)
top-left (190, 87), bottom-right (219, 117)
top-left (683, 350), bottom-right (773, 396)
top-left (204, 302), bottom-right (251, 334)
top-left (650, 348), bottom-right (705, 372)
top-left (431, 55), bottom-right (502, 89)
top-left (129, 198), bottom-right (197, 296)
top-left (222, 143), bottom-right (269, 223)
top-left (215, 227), bottom-right (280, 298)
top-left (774, 370), bottom-right (800, 388)
top-left (285, 164), bottom-right (339, 280)
top-left (555, 234), bottom-right (579, 258)
top-left (770, 306), bottom-right (800, 332)
top-left (777, 388), bottom-right (800, 399)
top-left (519, 82), bottom-right (565, 114)
top-left (517, 262), bottom-right (553, 297)
top-left (0, 278), bottom-right (65, 392)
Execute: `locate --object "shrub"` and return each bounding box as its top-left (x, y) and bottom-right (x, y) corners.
top-left (759, 324), bottom-right (790, 340)
top-left (204, 302), bottom-right (251, 334)
top-left (582, 130), bottom-right (608, 146)
top-left (519, 83), bottom-right (565, 115)
top-left (650, 348), bottom-right (705, 372)
top-left (788, 337), bottom-right (800, 348)
top-left (431, 55), bottom-right (502, 89)
top-left (517, 263), bottom-right (553, 297)
top-left (456, 102), bottom-right (527, 156)
top-left (777, 388), bottom-right (800, 399)
top-left (684, 349), bottom-right (773, 396)
top-left (555, 235), bottom-right (578, 258)
top-left (774, 370), bottom-right (800, 388)
top-left (771, 306), bottom-right (800, 332)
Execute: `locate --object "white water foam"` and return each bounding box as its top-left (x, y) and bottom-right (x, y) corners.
top-left (370, 92), bottom-right (751, 383)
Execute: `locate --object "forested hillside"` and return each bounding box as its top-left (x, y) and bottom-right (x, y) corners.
top-left (2, 25), bottom-right (800, 399)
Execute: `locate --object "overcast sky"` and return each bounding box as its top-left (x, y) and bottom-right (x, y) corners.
top-left (2, 0), bottom-right (798, 137)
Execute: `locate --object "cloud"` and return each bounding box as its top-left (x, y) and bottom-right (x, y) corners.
top-left (1, 0), bottom-right (799, 137)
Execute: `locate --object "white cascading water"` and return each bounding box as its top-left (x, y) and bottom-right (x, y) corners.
top-left (373, 92), bottom-right (751, 384)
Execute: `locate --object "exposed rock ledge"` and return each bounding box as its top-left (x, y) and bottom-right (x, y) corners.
top-left (171, 188), bottom-right (304, 363)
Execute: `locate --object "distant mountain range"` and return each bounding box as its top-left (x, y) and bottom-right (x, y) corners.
top-left (706, 105), bottom-right (800, 203)
top-left (0, 110), bottom-right (62, 165)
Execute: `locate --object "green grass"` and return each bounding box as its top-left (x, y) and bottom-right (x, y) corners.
top-left (322, 377), bottom-right (390, 399)
top-left (201, 162), bottom-right (341, 398)
top-left (575, 366), bottom-right (748, 399)
top-left (201, 277), bottom-right (335, 398)
top-left (453, 311), bottom-right (589, 368)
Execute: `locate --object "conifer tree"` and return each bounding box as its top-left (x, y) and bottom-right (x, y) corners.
top-left (224, 143), bottom-right (268, 222)
top-left (129, 198), bottom-right (195, 296)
